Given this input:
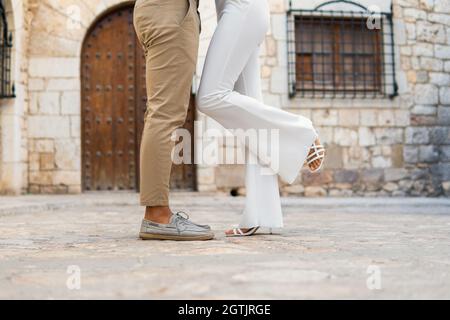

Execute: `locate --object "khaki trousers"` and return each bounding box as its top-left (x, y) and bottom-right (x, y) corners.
top-left (133, 0), bottom-right (200, 206)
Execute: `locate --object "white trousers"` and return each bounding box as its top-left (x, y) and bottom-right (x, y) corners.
top-left (197, 0), bottom-right (318, 228)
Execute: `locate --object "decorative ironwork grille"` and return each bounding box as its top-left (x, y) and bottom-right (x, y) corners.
top-left (287, 0), bottom-right (398, 99)
top-left (0, 0), bottom-right (14, 99)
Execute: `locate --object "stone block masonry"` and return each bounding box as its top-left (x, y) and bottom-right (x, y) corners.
top-left (0, 0), bottom-right (449, 197)
top-left (216, 0), bottom-right (450, 197)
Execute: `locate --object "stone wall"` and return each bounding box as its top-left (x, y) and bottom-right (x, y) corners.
top-left (0, 0), bottom-right (448, 197)
top-left (391, 0), bottom-right (450, 197)
top-left (198, 0), bottom-right (450, 197)
top-left (0, 0), bottom-right (30, 195)
top-left (25, 0), bottom-right (131, 194)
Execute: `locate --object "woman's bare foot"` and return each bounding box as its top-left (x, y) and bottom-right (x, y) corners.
top-left (307, 138), bottom-right (325, 172)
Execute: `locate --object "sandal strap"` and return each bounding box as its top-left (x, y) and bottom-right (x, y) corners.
top-left (310, 148), bottom-right (325, 155)
top-left (307, 155), bottom-right (325, 164)
top-left (307, 151), bottom-right (325, 162)
top-left (306, 142), bottom-right (326, 172)
top-left (231, 227), bottom-right (259, 236)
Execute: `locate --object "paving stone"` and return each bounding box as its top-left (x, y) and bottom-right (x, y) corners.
top-left (0, 193), bottom-right (449, 299)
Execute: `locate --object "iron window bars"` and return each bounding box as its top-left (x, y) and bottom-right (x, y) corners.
top-left (287, 0), bottom-right (398, 99)
top-left (0, 0), bottom-right (14, 99)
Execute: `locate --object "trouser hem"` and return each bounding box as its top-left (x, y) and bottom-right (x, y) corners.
top-left (141, 201), bottom-right (170, 207)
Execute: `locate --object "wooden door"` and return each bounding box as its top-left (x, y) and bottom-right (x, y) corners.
top-left (81, 5), bottom-right (196, 192)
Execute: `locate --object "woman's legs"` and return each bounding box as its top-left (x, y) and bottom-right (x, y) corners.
top-left (234, 49), bottom-right (283, 229)
top-left (197, 0), bottom-right (318, 185)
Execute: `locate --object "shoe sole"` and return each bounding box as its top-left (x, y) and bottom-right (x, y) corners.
top-left (139, 233), bottom-right (215, 241)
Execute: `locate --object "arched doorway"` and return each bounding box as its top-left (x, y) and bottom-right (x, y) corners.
top-left (81, 4), bottom-right (196, 192)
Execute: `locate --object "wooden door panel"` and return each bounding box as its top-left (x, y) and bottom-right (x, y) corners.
top-left (170, 95), bottom-right (196, 191)
top-left (135, 39), bottom-right (147, 191)
top-left (82, 5), bottom-right (196, 192)
top-left (82, 7), bottom-right (137, 191)
top-left (112, 9), bottom-right (137, 190)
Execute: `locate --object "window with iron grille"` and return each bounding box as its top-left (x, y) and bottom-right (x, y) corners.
top-left (287, 0), bottom-right (397, 99)
top-left (0, 0), bottom-right (14, 99)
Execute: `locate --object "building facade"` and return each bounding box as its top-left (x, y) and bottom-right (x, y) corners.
top-left (0, 0), bottom-right (449, 197)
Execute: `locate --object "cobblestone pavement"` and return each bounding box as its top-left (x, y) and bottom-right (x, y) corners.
top-left (0, 193), bottom-right (449, 300)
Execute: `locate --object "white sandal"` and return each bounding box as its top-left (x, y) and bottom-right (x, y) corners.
top-left (307, 143), bottom-right (325, 173)
top-left (226, 227), bottom-right (260, 238)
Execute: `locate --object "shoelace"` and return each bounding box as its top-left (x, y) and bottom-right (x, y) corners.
top-left (175, 212), bottom-right (207, 229)
top-left (173, 213), bottom-right (191, 232)
top-left (176, 211), bottom-right (190, 221)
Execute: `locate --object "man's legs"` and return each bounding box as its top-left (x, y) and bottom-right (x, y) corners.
top-left (134, 0), bottom-right (199, 222)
